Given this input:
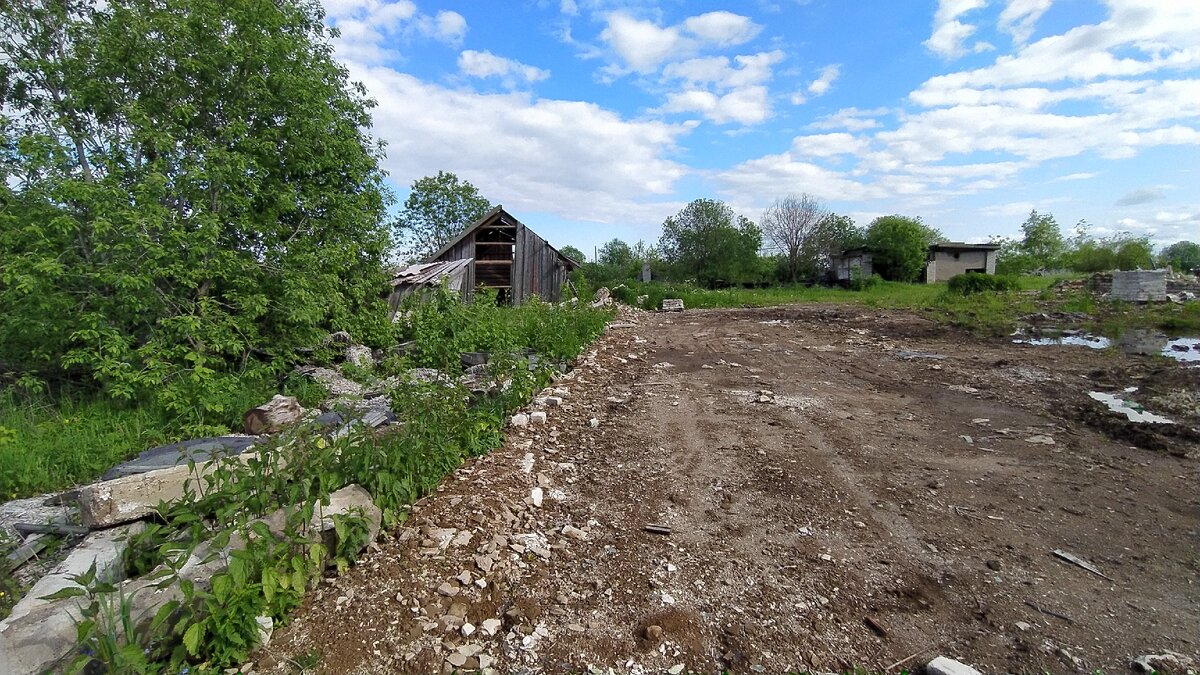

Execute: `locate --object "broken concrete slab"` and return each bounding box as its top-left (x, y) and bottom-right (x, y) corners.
top-left (100, 436), bottom-right (256, 481)
top-left (5, 522), bottom-right (146, 625)
top-left (81, 457), bottom-right (234, 528)
top-left (1, 485), bottom-right (381, 675)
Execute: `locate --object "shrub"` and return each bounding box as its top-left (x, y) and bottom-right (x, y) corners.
top-left (947, 273), bottom-right (1020, 295)
top-left (848, 272), bottom-right (883, 291)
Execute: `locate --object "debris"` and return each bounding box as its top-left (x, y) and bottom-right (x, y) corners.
top-left (668, 665), bottom-right (685, 675)
top-left (461, 623), bottom-right (476, 637)
top-left (561, 525), bottom-right (588, 540)
top-left (344, 344), bottom-right (374, 368)
top-left (1132, 651), bottom-right (1195, 673)
top-left (511, 413), bottom-right (529, 427)
top-left (531, 487), bottom-right (544, 508)
top-left (1051, 548), bottom-right (1114, 581)
top-left (530, 411), bottom-right (547, 424)
top-left (1015, 621), bottom-right (1032, 631)
top-left (588, 418), bottom-right (600, 428)
top-left (644, 624), bottom-right (663, 641)
top-left (1024, 600), bottom-right (1073, 623)
top-left (643, 524), bottom-right (672, 535)
top-left (481, 618), bottom-right (502, 636)
top-left (661, 298), bottom-right (685, 312)
top-left (1024, 434), bottom-right (1056, 445)
top-left (863, 615), bottom-right (887, 637)
top-left (925, 656), bottom-right (983, 675)
top-left (12, 523), bottom-right (89, 537)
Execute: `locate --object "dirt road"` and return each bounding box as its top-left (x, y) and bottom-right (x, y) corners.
top-left (263, 305), bottom-right (1200, 674)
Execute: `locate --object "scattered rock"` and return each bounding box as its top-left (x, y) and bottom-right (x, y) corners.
top-left (480, 618), bottom-right (502, 636)
top-left (437, 582), bottom-right (459, 597)
top-left (986, 559), bottom-right (1002, 571)
top-left (344, 344), bottom-right (374, 368)
top-left (243, 395), bottom-right (304, 434)
top-left (588, 418), bottom-right (600, 428)
top-left (530, 411), bottom-right (547, 425)
top-left (561, 525), bottom-right (588, 540)
top-left (512, 413), bottom-right (530, 427)
top-left (668, 664), bottom-right (685, 675)
top-left (531, 487), bottom-right (544, 507)
top-left (1132, 651), bottom-right (1194, 673)
top-left (644, 624), bottom-right (663, 641)
top-left (1025, 434), bottom-right (1055, 445)
top-left (1015, 621), bottom-right (1032, 631)
top-left (461, 623), bottom-right (476, 637)
top-left (926, 656), bottom-right (983, 675)
top-left (446, 652), bottom-right (468, 668)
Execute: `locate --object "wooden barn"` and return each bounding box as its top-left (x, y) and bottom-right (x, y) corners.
top-left (425, 206), bottom-right (579, 304)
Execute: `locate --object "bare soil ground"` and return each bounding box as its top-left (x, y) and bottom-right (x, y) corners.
top-left (261, 305), bottom-right (1200, 674)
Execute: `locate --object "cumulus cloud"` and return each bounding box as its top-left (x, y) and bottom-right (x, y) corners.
top-left (459, 50), bottom-right (550, 85)
top-left (807, 64), bottom-right (840, 96)
top-left (600, 10), bottom-right (761, 73)
top-left (809, 107), bottom-right (889, 131)
top-left (1115, 187), bottom-right (1166, 206)
top-left (924, 0), bottom-right (990, 58)
top-left (998, 0), bottom-right (1052, 44)
top-left (661, 86), bottom-right (772, 125)
top-left (681, 11), bottom-right (762, 47)
top-left (347, 65), bottom-right (692, 224)
top-left (321, 0), bottom-right (466, 61)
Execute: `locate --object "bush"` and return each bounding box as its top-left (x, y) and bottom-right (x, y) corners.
top-left (947, 273), bottom-right (1020, 295)
top-left (610, 285), bottom-right (638, 306)
top-left (848, 272), bottom-right (883, 291)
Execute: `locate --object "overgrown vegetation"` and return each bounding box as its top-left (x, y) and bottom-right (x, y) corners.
top-left (947, 273), bottom-right (1020, 295)
top-left (52, 289), bottom-right (610, 672)
top-left (0, 0), bottom-right (393, 424)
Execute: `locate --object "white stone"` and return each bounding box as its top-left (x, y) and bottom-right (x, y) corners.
top-left (481, 618), bottom-right (502, 635)
top-left (530, 411), bottom-right (547, 425)
top-left (926, 656), bottom-right (984, 675)
top-left (531, 487), bottom-right (544, 507)
top-left (461, 623), bottom-right (476, 637)
top-left (511, 413), bottom-right (529, 427)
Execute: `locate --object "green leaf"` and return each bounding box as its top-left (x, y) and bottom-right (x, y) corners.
top-left (39, 586), bottom-right (87, 601)
top-left (182, 621), bottom-right (204, 656)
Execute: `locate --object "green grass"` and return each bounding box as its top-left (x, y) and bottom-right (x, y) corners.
top-left (610, 274), bottom-right (1197, 338)
top-left (0, 373), bottom-right (328, 500)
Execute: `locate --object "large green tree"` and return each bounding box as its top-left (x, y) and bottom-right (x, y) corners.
top-left (394, 171), bottom-right (492, 261)
top-left (558, 245), bottom-right (586, 264)
top-left (998, 209), bottom-right (1066, 274)
top-left (865, 215), bottom-right (939, 282)
top-left (0, 0), bottom-right (391, 412)
top-left (597, 238), bottom-right (633, 267)
top-left (658, 199), bottom-right (762, 287)
top-left (1161, 241), bottom-right (1200, 273)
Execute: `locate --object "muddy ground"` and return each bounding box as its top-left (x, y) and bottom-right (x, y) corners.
top-left (261, 305), bottom-right (1199, 674)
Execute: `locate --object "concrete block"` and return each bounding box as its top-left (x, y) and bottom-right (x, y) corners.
top-left (79, 461), bottom-right (219, 528)
top-left (1112, 269), bottom-right (1168, 302)
top-left (5, 522), bottom-right (146, 625)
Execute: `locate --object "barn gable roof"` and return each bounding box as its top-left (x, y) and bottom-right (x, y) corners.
top-left (425, 205), bottom-right (578, 268)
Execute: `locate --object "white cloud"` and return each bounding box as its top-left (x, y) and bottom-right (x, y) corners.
top-left (924, 0), bottom-right (989, 58)
top-left (810, 107), bottom-right (889, 131)
top-left (807, 64), bottom-right (840, 96)
top-left (321, 1), bottom-right (466, 60)
top-left (599, 10), bottom-right (761, 73)
top-left (661, 86), bottom-right (771, 125)
top-left (998, 0), bottom-right (1052, 44)
top-left (790, 133), bottom-right (870, 158)
top-left (423, 10), bottom-right (467, 44)
top-left (681, 11), bottom-right (762, 47)
top-left (459, 50), bottom-right (550, 85)
top-left (1056, 172), bottom-right (1098, 181)
top-left (663, 51), bottom-right (783, 89)
top-left (600, 12), bottom-right (687, 72)
top-left (347, 65), bottom-right (692, 225)
top-left (560, 0), bottom-right (578, 16)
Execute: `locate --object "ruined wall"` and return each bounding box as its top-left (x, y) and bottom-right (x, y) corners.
top-left (1111, 269), bottom-right (1168, 302)
top-left (927, 249), bottom-right (995, 282)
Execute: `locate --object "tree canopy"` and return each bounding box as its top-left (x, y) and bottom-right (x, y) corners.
top-left (1161, 241), bottom-right (1200, 272)
top-left (0, 0), bottom-right (392, 415)
top-left (658, 199), bottom-right (762, 287)
top-left (597, 238), bottom-right (633, 267)
top-left (865, 215), bottom-right (939, 282)
top-left (558, 245), bottom-right (586, 265)
top-left (761, 193), bottom-right (828, 282)
top-left (393, 171), bottom-right (492, 261)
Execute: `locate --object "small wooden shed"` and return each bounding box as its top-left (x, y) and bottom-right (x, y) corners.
top-left (425, 206), bottom-right (578, 304)
top-left (387, 259), bottom-right (473, 317)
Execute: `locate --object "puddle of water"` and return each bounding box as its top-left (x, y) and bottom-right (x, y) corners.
top-left (1088, 387), bottom-right (1174, 424)
top-left (1012, 329), bottom-right (1110, 349)
top-left (1015, 327), bottom-right (1199, 365)
top-left (1164, 337), bottom-right (1200, 363)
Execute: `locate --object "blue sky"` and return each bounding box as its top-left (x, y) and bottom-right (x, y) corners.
top-left (319, 0), bottom-right (1200, 258)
